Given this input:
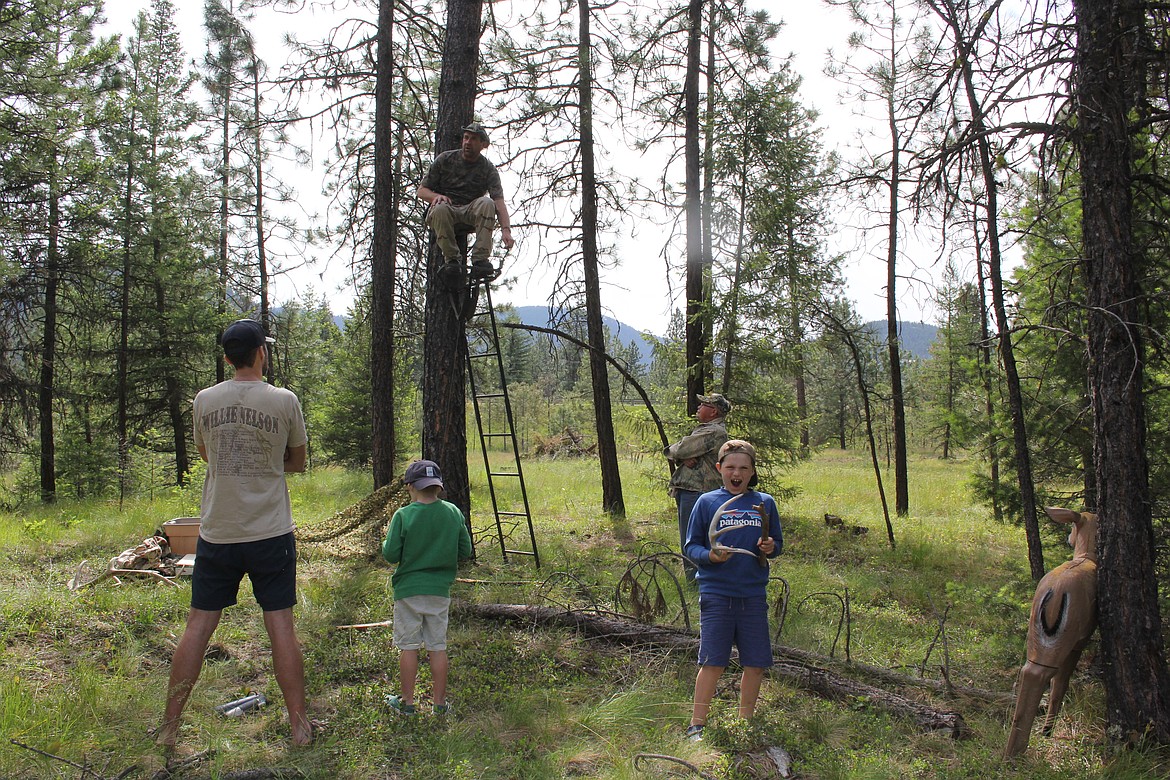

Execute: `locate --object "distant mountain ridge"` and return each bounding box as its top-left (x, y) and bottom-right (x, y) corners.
top-left (508, 306), bottom-right (656, 365)
top-left (504, 309), bottom-right (938, 363)
top-left (864, 320), bottom-right (938, 360)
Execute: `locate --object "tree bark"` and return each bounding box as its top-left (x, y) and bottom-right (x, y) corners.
top-left (1074, 0), bottom-right (1170, 743)
top-left (39, 163), bottom-right (59, 503)
top-left (881, 13), bottom-right (909, 518)
top-left (683, 0), bottom-right (706, 413)
top-left (421, 0), bottom-right (483, 516)
top-left (371, 0), bottom-right (398, 489)
top-left (930, 0), bottom-right (1043, 579)
top-left (577, 0), bottom-right (624, 517)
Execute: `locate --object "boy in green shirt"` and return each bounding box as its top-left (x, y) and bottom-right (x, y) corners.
top-left (382, 460), bottom-right (473, 715)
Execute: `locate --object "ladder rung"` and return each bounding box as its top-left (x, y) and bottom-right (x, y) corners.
top-left (463, 284), bottom-right (539, 568)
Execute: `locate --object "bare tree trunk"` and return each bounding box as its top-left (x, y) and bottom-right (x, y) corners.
top-left (371, 0), bottom-right (398, 489)
top-left (152, 276), bottom-right (189, 486)
top-left (118, 95), bottom-right (138, 503)
top-left (216, 66), bottom-right (231, 385)
top-left (39, 164), bottom-right (59, 503)
top-left (1074, 0), bottom-right (1170, 742)
top-left (683, 0), bottom-right (705, 413)
top-left (931, 0), bottom-right (1042, 577)
top-left (973, 233), bottom-right (1002, 523)
top-left (789, 221), bottom-right (808, 453)
top-left (578, 0), bottom-right (624, 517)
top-left (421, 0), bottom-right (483, 517)
top-left (252, 60), bottom-right (270, 365)
top-left (881, 13), bottom-right (909, 518)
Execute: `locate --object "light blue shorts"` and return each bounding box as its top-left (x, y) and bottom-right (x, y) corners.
top-left (393, 595), bottom-right (452, 651)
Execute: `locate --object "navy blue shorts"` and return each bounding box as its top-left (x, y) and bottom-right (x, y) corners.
top-left (697, 593), bottom-right (773, 668)
top-left (191, 532), bottom-right (297, 612)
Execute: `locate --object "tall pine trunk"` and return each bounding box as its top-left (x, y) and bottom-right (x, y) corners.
top-left (682, 0), bottom-right (705, 412)
top-left (422, 0), bottom-right (483, 517)
top-left (1074, 0), bottom-right (1170, 742)
top-left (39, 163), bottom-right (60, 503)
top-left (371, 0), bottom-right (398, 488)
top-left (882, 13), bottom-right (908, 517)
top-left (932, 0), bottom-right (1043, 578)
top-left (578, 0), bottom-right (624, 517)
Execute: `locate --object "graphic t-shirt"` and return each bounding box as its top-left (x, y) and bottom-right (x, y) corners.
top-left (193, 379), bottom-right (308, 544)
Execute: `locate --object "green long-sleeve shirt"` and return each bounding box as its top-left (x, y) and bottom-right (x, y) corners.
top-left (382, 499), bottom-right (473, 600)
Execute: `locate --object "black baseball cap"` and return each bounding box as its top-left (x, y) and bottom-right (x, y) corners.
top-left (221, 319), bottom-right (274, 357)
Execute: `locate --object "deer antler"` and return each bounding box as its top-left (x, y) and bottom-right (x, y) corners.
top-left (707, 496), bottom-right (762, 560)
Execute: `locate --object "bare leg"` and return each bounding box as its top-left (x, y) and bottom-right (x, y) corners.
top-left (430, 650), bottom-right (450, 706)
top-left (263, 608), bottom-right (310, 746)
top-left (158, 608), bottom-right (221, 747)
top-left (738, 667), bottom-right (765, 718)
top-left (399, 649), bottom-right (420, 706)
top-left (691, 665), bottom-right (724, 726)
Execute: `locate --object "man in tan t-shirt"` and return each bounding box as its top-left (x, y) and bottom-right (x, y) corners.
top-left (156, 319), bottom-right (312, 749)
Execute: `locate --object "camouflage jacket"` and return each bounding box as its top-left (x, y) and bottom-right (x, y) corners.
top-left (421, 150), bottom-right (505, 206)
top-left (663, 418), bottom-right (728, 496)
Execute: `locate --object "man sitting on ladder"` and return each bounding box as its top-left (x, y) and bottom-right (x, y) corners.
top-left (418, 121), bottom-right (515, 281)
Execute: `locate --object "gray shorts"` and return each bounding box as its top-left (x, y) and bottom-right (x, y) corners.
top-left (393, 595), bottom-right (452, 651)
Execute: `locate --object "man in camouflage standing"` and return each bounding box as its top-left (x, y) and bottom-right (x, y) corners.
top-left (418, 122), bottom-right (515, 280)
top-left (663, 393), bottom-right (731, 582)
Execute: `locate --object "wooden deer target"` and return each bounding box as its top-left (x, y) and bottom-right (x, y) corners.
top-left (1004, 506), bottom-right (1098, 758)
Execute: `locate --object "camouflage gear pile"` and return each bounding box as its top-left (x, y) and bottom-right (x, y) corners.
top-left (421, 150), bottom-right (504, 206)
top-left (663, 419), bottom-right (728, 496)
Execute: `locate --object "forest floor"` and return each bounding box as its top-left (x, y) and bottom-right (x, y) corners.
top-left (2, 449), bottom-right (1169, 779)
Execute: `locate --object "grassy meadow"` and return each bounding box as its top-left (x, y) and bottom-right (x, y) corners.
top-left (2, 449), bottom-right (1168, 778)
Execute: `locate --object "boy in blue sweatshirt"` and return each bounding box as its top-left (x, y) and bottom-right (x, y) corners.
top-left (382, 460), bottom-right (473, 715)
top-left (683, 439), bottom-right (783, 741)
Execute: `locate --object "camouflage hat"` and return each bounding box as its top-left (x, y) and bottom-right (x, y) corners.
top-left (462, 122), bottom-right (490, 143)
top-left (696, 393), bottom-right (732, 416)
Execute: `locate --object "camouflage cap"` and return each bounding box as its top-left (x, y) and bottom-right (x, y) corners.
top-left (697, 393), bottom-right (732, 416)
top-left (462, 122), bottom-right (490, 143)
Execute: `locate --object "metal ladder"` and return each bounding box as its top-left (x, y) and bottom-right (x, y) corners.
top-left (463, 281), bottom-right (540, 568)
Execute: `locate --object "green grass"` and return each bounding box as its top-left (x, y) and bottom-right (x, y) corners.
top-left (1, 453), bottom-right (1168, 778)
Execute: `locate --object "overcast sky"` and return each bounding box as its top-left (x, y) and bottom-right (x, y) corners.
top-left (100, 0), bottom-right (937, 335)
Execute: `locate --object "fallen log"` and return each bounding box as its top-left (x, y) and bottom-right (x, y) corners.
top-left (773, 645), bottom-right (1009, 704)
top-left (460, 602), bottom-right (970, 738)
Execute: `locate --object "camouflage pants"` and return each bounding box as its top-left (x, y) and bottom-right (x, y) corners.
top-left (426, 196), bottom-right (497, 263)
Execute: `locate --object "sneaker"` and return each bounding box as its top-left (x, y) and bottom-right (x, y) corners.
top-left (385, 694), bottom-right (416, 716)
top-left (433, 702), bottom-right (453, 716)
top-left (685, 724), bottom-right (704, 742)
